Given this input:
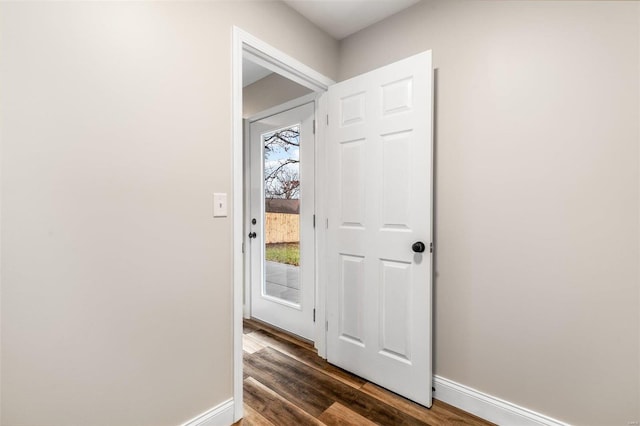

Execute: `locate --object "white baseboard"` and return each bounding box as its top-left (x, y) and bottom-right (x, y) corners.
top-left (180, 398), bottom-right (235, 426)
top-left (177, 377), bottom-right (570, 426)
top-left (434, 376), bottom-right (570, 426)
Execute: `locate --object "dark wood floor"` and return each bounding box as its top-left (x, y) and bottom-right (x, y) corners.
top-left (235, 319), bottom-right (494, 426)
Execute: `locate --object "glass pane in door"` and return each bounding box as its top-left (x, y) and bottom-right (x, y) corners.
top-left (262, 125), bottom-right (301, 306)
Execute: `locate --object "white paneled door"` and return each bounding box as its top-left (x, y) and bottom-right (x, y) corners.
top-left (326, 51), bottom-right (433, 406)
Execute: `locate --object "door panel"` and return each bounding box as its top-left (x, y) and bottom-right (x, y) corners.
top-left (339, 139), bottom-right (366, 225)
top-left (326, 51), bottom-right (433, 406)
top-left (339, 254), bottom-right (365, 345)
top-left (249, 101), bottom-right (315, 341)
top-left (380, 259), bottom-right (412, 361)
top-left (381, 131), bottom-right (412, 227)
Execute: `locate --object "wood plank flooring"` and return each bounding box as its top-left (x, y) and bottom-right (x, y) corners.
top-left (235, 319), bottom-right (494, 426)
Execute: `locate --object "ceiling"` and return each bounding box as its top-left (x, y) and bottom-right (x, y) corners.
top-left (243, 58), bottom-right (273, 87)
top-left (282, 0), bottom-right (420, 40)
top-left (244, 0), bottom-right (421, 87)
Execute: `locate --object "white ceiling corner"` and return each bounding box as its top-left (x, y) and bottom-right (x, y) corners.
top-left (282, 0), bottom-right (421, 40)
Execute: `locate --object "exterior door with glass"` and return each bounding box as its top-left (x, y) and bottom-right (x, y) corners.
top-left (249, 101), bottom-right (315, 341)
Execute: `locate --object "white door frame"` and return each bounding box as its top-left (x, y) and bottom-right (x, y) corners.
top-left (231, 26), bottom-right (334, 422)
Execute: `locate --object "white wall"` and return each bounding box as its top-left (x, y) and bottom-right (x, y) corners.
top-left (339, 1), bottom-right (639, 425)
top-left (0, 2), bottom-right (337, 425)
top-left (243, 73), bottom-right (312, 118)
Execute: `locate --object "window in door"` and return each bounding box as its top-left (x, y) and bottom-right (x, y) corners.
top-left (262, 125), bottom-right (301, 306)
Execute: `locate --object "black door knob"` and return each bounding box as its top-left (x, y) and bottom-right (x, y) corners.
top-left (412, 241), bottom-right (426, 253)
top-left (248, 232), bottom-right (257, 239)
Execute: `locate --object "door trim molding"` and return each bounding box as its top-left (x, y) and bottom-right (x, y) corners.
top-left (232, 26), bottom-right (334, 422)
top-left (434, 376), bottom-right (570, 426)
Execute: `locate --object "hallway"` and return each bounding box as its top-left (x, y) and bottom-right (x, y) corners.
top-left (236, 319), bottom-right (493, 425)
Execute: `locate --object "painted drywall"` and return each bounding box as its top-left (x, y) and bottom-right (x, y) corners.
top-left (339, 1), bottom-right (640, 424)
top-left (0, 2), bottom-right (337, 425)
top-left (243, 73), bottom-right (312, 118)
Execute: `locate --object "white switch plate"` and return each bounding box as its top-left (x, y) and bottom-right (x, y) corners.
top-left (213, 193), bottom-right (227, 217)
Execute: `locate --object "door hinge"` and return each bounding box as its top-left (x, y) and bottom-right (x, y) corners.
top-left (326, 218), bottom-right (329, 229)
top-left (313, 214), bottom-right (316, 228)
top-left (313, 308), bottom-right (316, 322)
top-left (242, 242), bottom-right (245, 254)
top-left (312, 119), bottom-right (316, 134)
top-left (326, 321), bottom-right (329, 331)
top-left (326, 114), bottom-right (329, 126)
top-left (430, 242), bottom-right (433, 253)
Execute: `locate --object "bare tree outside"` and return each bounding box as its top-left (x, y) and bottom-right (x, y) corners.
top-left (264, 126), bottom-right (300, 199)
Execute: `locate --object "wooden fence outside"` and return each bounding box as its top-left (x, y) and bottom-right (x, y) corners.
top-left (265, 213), bottom-right (299, 244)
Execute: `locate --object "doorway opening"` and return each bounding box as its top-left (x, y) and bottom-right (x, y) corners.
top-left (232, 26), bottom-right (334, 422)
top-left (233, 28), bottom-right (434, 423)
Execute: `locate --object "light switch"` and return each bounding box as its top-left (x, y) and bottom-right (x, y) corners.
top-left (213, 193), bottom-right (227, 217)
